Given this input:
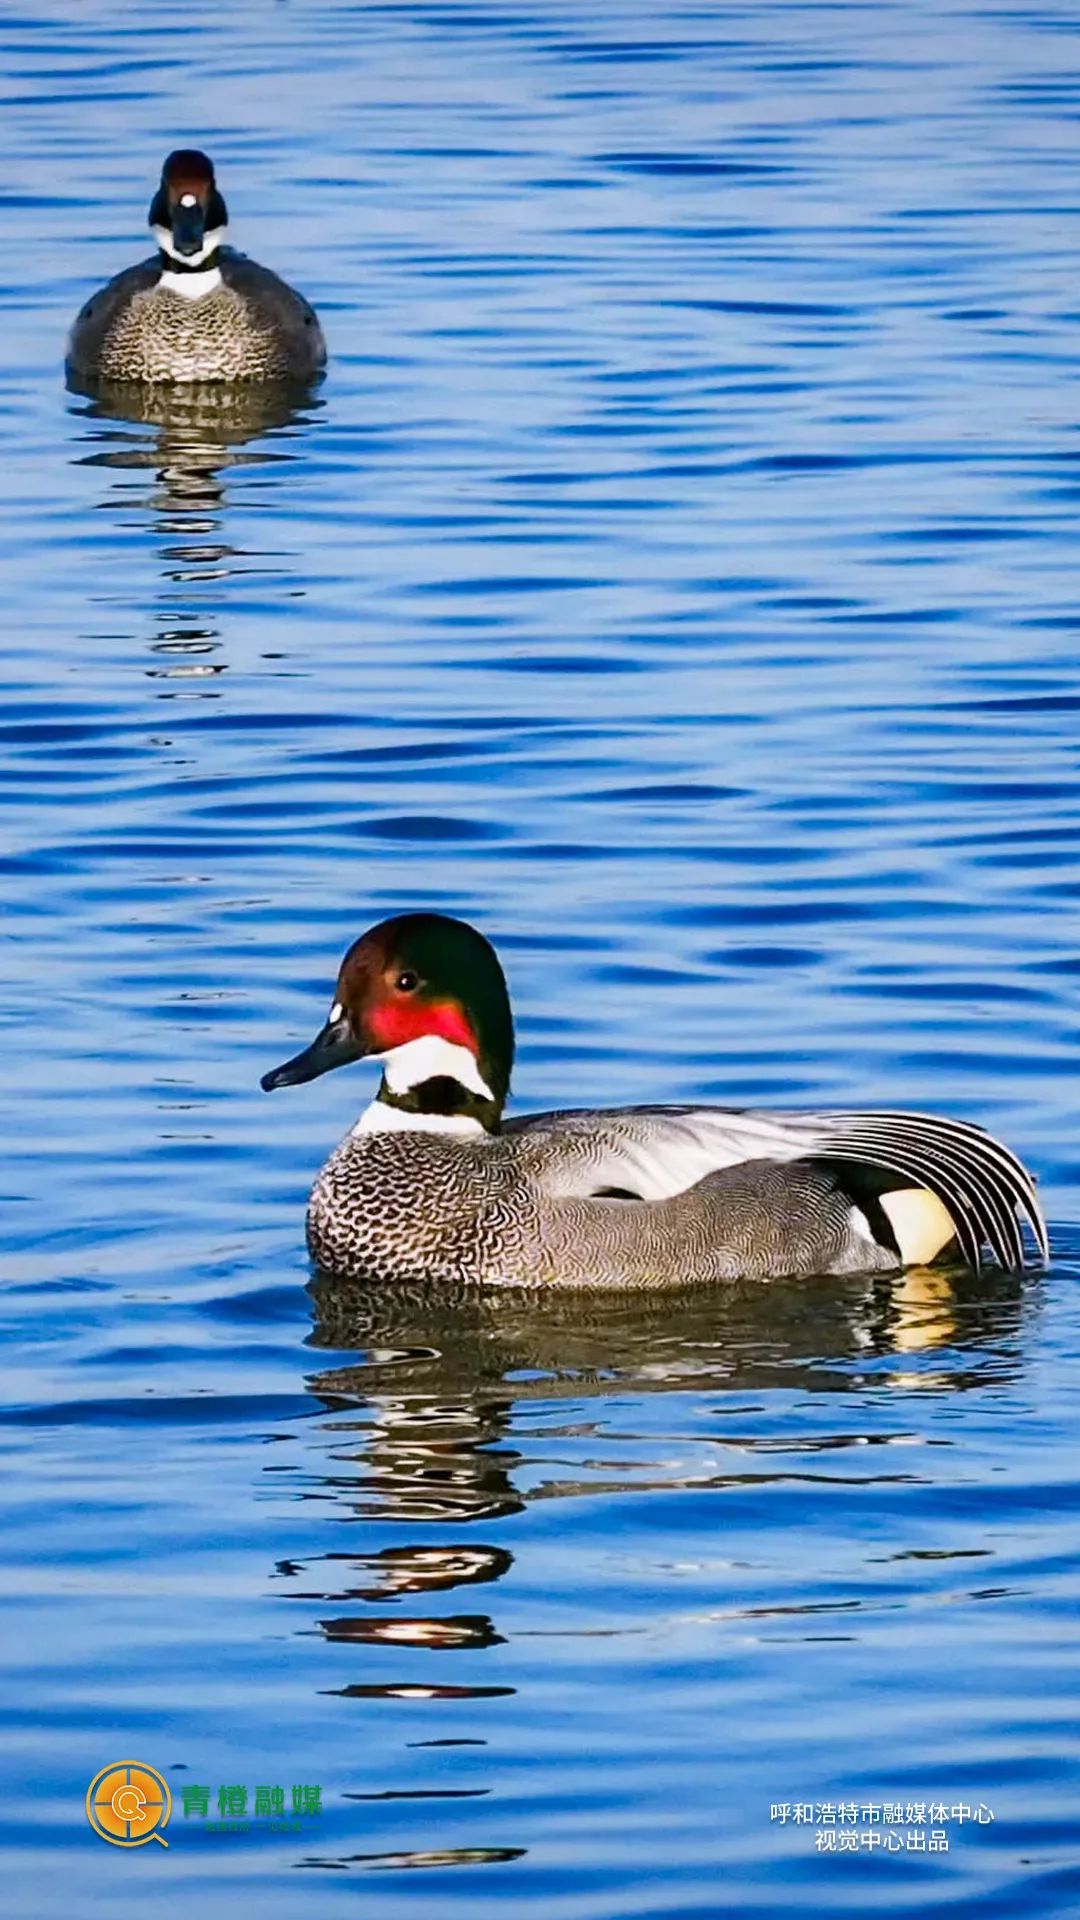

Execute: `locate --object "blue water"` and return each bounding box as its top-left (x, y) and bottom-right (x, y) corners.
top-left (2, 1), bottom-right (1080, 1912)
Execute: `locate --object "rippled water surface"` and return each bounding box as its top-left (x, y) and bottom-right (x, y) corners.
top-left (3, 2), bottom-right (1080, 1913)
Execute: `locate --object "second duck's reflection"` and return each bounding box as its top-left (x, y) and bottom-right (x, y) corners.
top-left (71, 376), bottom-right (323, 498)
top-left (69, 378), bottom-right (324, 688)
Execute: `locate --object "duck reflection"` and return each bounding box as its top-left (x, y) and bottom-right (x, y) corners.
top-left (274, 1543), bottom-right (513, 1605)
top-left (271, 1268), bottom-right (1029, 1867)
top-left (306, 1265), bottom-right (1028, 1414)
top-left (278, 1267), bottom-right (1028, 1599)
top-left (68, 377), bottom-right (323, 688)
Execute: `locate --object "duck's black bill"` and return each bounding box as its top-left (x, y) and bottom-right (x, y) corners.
top-left (170, 203), bottom-right (206, 257)
top-left (261, 1019), bottom-right (364, 1092)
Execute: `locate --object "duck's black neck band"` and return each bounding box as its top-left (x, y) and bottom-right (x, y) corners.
top-left (378, 1074), bottom-right (501, 1133)
top-left (158, 249), bottom-right (223, 275)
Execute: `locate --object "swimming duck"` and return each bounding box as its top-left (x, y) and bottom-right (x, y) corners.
top-left (66, 149), bottom-right (326, 386)
top-left (262, 913), bottom-right (1048, 1287)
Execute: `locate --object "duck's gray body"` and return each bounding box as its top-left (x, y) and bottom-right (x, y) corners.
top-left (66, 250), bottom-right (325, 385)
top-left (306, 1103), bottom-right (1044, 1288)
top-left (262, 911), bottom-right (1046, 1289)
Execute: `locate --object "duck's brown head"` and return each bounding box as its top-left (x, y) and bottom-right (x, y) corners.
top-left (149, 149), bottom-right (229, 265)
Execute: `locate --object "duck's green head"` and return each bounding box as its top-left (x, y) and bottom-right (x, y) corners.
top-left (261, 912), bottom-right (514, 1131)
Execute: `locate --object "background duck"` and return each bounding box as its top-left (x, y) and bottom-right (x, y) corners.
top-left (262, 912), bottom-right (1048, 1288)
top-left (66, 148), bottom-right (326, 385)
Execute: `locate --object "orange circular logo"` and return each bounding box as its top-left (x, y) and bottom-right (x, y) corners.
top-left (86, 1761), bottom-right (171, 1847)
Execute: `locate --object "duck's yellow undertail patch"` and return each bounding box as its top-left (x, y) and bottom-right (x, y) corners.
top-left (880, 1187), bottom-right (958, 1266)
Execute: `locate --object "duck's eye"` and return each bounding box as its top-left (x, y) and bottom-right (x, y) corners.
top-left (395, 969), bottom-right (420, 993)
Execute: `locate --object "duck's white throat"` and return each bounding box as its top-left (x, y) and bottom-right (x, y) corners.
top-left (159, 264), bottom-right (223, 298)
top-left (153, 222), bottom-right (227, 298)
top-left (352, 1033), bottom-right (495, 1139)
top-left (353, 1104), bottom-right (486, 1139)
